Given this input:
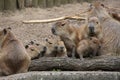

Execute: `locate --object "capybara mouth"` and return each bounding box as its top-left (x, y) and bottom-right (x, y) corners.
top-left (89, 32), bottom-right (96, 37)
top-left (89, 27), bottom-right (95, 36)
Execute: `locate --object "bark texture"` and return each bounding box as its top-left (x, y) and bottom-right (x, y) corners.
top-left (0, 71), bottom-right (120, 80)
top-left (29, 56), bottom-right (120, 71)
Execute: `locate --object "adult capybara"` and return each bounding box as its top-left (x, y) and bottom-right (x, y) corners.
top-left (89, 2), bottom-right (120, 56)
top-left (79, 17), bottom-right (103, 42)
top-left (0, 28), bottom-right (31, 76)
top-left (51, 20), bottom-right (79, 58)
top-left (52, 17), bottom-right (103, 58)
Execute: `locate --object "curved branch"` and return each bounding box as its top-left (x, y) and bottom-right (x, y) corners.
top-left (23, 16), bottom-right (86, 24)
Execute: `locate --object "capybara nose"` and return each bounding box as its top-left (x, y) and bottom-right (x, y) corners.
top-left (60, 46), bottom-right (64, 50)
top-left (88, 23), bottom-right (95, 36)
top-left (54, 46), bottom-right (58, 50)
top-left (51, 27), bottom-right (56, 34)
top-left (99, 45), bottom-right (101, 49)
top-left (89, 26), bottom-right (94, 34)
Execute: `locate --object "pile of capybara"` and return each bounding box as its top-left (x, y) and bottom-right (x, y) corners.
top-left (0, 2), bottom-right (120, 76)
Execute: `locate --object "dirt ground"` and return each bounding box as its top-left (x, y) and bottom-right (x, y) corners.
top-left (0, 0), bottom-right (119, 46)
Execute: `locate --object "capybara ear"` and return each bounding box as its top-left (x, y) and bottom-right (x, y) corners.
top-left (45, 39), bottom-right (48, 42)
top-left (30, 41), bottom-right (34, 45)
top-left (101, 3), bottom-right (104, 7)
top-left (36, 43), bottom-right (40, 46)
top-left (61, 22), bottom-right (66, 26)
top-left (7, 27), bottom-right (11, 30)
top-left (25, 45), bottom-right (29, 49)
top-left (3, 29), bottom-right (7, 35)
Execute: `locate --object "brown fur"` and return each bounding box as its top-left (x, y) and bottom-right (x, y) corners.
top-left (77, 17), bottom-right (103, 59)
top-left (25, 41), bottom-right (45, 60)
top-left (101, 4), bottom-right (120, 22)
top-left (52, 17), bottom-right (102, 58)
top-left (43, 39), bottom-right (67, 57)
top-left (0, 28), bottom-right (31, 76)
top-left (52, 20), bottom-right (80, 58)
top-left (77, 37), bottom-right (101, 60)
top-left (89, 2), bottom-right (120, 56)
top-left (78, 17), bottom-right (103, 41)
top-left (110, 13), bottom-right (120, 22)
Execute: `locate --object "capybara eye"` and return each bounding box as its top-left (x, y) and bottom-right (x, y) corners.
top-left (3, 29), bottom-right (7, 35)
top-left (61, 23), bottom-right (65, 26)
top-left (36, 44), bottom-right (40, 46)
top-left (96, 21), bottom-right (99, 24)
top-left (45, 39), bottom-right (48, 42)
top-left (25, 45), bottom-right (29, 49)
top-left (48, 42), bottom-right (52, 44)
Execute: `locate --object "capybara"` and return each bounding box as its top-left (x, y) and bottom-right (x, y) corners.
top-left (43, 39), bottom-right (67, 57)
top-left (0, 28), bottom-right (31, 76)
top-left (77, 37), bottom-right (101, 60)
top-left (89, 2), bottom-right (120, 56)
top-left (25, 41), bottom-right (46, 60)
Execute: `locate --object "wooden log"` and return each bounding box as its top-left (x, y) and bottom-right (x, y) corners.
top-left (38, 0), bottom-right (46, 8)
top-left (24, 0), bottom-right (32, 7)
top-left (32, 0), bottom-right (38, 8)
top-left (4, 0), bottom-right (17, 11)
top-left (29, 56), bottom-right (120, 71)
top-left (0, 71), bottom-right (120, 80)
top-left (17, 0), bottom-right (25, 9)
top-left (54, 0), bottom-right (61, 7)
top-left (46, 0), bottom-right (54, 8)
top-left (0, 0), bottom-right (4, 11)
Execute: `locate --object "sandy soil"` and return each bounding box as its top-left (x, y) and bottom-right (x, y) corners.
top-left (0, 0), bottom-right (119, 45)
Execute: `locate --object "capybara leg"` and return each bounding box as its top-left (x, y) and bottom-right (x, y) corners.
top-left (72, 47), bottom-right (76, 59)
top-left (79, 54), bottom-right (84, 61)
top-left (17, 59), bottom-right (30, 73)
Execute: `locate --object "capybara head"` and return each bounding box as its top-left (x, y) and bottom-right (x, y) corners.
top-left (25, 41), bottom-right (45, 59)
top-left (25, 44), bottom-right (39, 53)
top-left (54, 41), bottom-right (66, 53)
top-left (45, 39), bottom-right (66, 54)
top-left (89, 37), bottom-right (101, 48)
top-left (87, 17), bottom-right (102, 37)
top-left (89, 2), bottom-right (110, 20)
top-left (51, 20), bottom-right (69, 36)
top-left (0, 28), bottom-right (12, 45)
